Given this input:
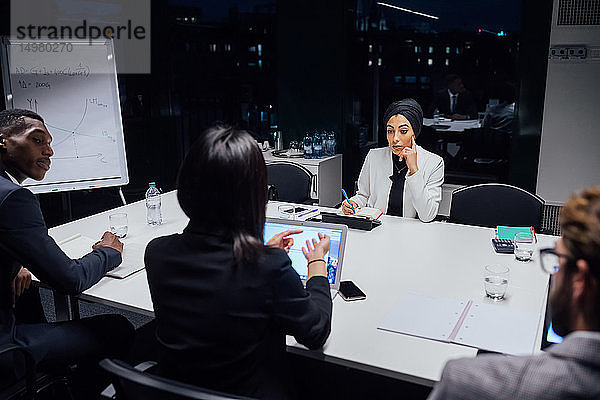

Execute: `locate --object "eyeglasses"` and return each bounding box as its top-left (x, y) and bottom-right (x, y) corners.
top-left (539, 247), bottom-right (575, 275)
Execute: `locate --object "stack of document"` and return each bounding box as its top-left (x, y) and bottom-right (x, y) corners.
top-left (378, 292), bottom-right (540, 355)
top-left (58, 234), bottom-right (145, 279)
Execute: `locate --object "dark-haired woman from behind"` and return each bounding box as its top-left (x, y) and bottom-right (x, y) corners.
top-left (144, 124), bottom-right (332, 399)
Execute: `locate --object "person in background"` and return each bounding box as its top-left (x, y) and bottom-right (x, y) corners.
top-left (431, 74), bottom-right (478, 120)
top-left (145, 123), bottom-right (332, 399)
top-left (342, 99), bottom-right (444, 222)
top-left (428, 186), bottom-right (600, 399)
top-left (482, 82), bottom-right (516, 137)
top-left (0, 109), bottom-right (134, 392)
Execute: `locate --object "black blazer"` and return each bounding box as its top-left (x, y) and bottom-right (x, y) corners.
top-left (145, 223), bottom-right (332, 399)
top-left (431, 89), bottom-right (478, 119)
top-left (0, 169), bottom-right (121, 334)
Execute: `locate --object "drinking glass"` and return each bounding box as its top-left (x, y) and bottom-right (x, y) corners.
top-left (514, 232), bottom-right (534, 261)
top-left (109, 212), bottom-right (128, 238)
top-left (278, 205), bottom-right (296, 220)
top-left (483, 265), bottom-right (509, 300)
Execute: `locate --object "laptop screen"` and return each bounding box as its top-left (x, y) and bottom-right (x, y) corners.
top-left (541, 280), bottom-right (565, 350)
top-left (264, 219), bottom-right (345, 285)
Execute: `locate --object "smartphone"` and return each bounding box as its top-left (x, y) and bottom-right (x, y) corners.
top-left (339, 281), bottom-right (366, 301)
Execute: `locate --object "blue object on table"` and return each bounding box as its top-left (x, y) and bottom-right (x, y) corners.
top-left (341, 188), bottom-right (355, 213)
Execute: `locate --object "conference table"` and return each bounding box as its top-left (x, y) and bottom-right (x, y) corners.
top-left (423, 118), bottom-right (480, 133)
top-left (47, 191), bottom-right (555, 387)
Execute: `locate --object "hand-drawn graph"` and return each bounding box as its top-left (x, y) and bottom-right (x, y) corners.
top-left (2, 39), bottom-right (129, 193)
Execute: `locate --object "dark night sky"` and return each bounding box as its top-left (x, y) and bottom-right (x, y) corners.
top-left (370, 0), bottom-right (522, 33)
top-left (168, 0), bottom-right (522, 33)
top-left (168, 0), bottom-right (275, 19)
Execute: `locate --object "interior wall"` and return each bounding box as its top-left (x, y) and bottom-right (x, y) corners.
top-left (536, 0), bottom-right (600, 205)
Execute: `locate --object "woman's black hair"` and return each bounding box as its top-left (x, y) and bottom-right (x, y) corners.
top-left (177, 123), bottom-right (267, 264)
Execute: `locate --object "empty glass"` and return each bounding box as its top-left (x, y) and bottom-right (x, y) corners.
top-left (278, 205), bottom-right (296, 220)
top-left (484, 265), bottom-right (509, 300)
top-left (109, 212), bottom-right (128, 238)
top-left (514, 232), bottom-right (534, 261)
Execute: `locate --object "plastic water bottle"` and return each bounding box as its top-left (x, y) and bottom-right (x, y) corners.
top-left (313, 131), bottom-right (323, 158)
top-left (327, 130), bottom-right (336, 156)
top-left (145, 182), bottom-right (162, 226)
top-left (303, 133), bottom-right (313, 159)
top-left (433, 108), bottom-right (440, 124)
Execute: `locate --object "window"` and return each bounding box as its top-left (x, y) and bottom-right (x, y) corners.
top-left (427, 58), bottom-right (433, 66)
top-left (445, 58), bottom-right (449, 66)
top-left (428, 46), bottom-right (434, 53)
top-left (258, 44), bottom-right (262, 56)
top-left (209, 43), bottom-right (217, 52)
top-left (445, 46), bottom-right (450, 54)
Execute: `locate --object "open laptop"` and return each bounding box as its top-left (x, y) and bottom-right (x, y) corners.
top-left (541, 282), bottom-right (564, 350)
top-left (264, 218), bottom-right (347, 298)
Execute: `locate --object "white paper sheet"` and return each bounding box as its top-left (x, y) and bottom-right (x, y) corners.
top-left (378, 292), bottom-right (466, 342)
top-left (453, 302), bottom-right (540, 355)
top-left (58, 234), bottom-right (144, 279)
top-left (378, 292), bottom-right (540, 355)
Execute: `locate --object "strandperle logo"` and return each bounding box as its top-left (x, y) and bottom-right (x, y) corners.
top-left (15, 20), bottom-right (147, 44)
top-left (11, 0), bottom-right (151, 74)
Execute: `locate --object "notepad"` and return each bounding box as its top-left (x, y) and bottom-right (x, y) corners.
top-left (337, 206), bottom-right (383, 220)
top-left (58, 234), bottom-right (144, 279)
top-left (378, 292), bottom-right (541, 355)
top-left (495, 226), bottom-right (536, 242)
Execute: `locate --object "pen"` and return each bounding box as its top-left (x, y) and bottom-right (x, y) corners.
top-left (341, 189), bottom-right (356, 213)
top-left (297, 208), bottom-right (319, 218)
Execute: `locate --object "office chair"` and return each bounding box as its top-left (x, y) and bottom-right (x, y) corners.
top-left (266, 162), bottom-right (314, 204)
top-left (459, 126), bottom-right (511, 182)
top-left (99, 359), bottom-right (256, 400)
top-left (449, 183), bottom-right (544, 231)
top-left (0, 343), bottom-right (73, 400)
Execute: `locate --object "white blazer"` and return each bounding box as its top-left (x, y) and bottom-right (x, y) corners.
top-left (350, 145), bottom-right (444, 222)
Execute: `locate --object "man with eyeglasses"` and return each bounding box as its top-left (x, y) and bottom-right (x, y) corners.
top-left (428, 186), bottom-right (600, 399)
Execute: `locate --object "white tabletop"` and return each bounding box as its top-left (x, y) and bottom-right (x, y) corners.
top-left (423, 118), bottom-right (481, 133)
top-left (48, 192), bottom-right (555, 386)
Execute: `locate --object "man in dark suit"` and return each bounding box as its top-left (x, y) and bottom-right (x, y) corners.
top-left (428, 186), bottom-right (600, 399)
top-left (0, 109), bottom-right (134, 388)
top-left (431, 74), bottom-right (478, 120)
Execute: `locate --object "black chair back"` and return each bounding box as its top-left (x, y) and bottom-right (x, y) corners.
top-left (99, 359), bottom-right (254, 400)
top-left (449, 183), bottom-right (544, 230)
top-left (266, 163), bottom-right (313, 204)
